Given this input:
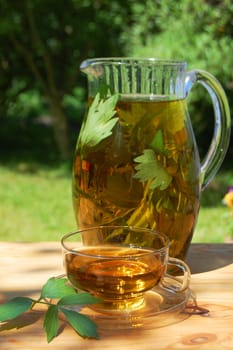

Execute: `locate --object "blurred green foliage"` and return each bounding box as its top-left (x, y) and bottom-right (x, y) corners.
top-left (0, 0), bottom-right (132, 159)
top-left (125, 0), bottom-right (233, 161)
top-left (0, 0), bottom-right (232, 163)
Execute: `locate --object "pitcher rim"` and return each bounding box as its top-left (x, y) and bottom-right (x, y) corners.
top-left (80, 57), bottom-right (187, 70)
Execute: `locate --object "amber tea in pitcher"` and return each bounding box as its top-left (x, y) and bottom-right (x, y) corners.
top-left (72, 58), bottom-right (231, 259)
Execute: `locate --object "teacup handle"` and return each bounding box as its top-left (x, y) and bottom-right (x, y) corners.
top-left (159, 257), bottom-right (191, 293)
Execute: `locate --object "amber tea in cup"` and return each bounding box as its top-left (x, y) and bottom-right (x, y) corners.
top-left (61, 226), bottom-right (190, 312)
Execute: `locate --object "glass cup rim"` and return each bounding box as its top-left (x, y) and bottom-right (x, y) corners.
top-left (61, 225), bottom-right (170, 259)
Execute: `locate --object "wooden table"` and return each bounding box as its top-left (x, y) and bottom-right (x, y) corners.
top-left (0, 242), bottom-right (232, 349)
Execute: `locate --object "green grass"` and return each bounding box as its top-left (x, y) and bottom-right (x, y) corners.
top-left (194, 206), bottom-right (233, 243)
top-left (194, 170), bottom-right (233, 242)
top-left (0, 163), bottom-right (76, 241)
top-left (0, 162), bottom-right (232, 242)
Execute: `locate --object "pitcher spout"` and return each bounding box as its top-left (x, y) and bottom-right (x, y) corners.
top-left (80, 58), bottom-right (104, 78)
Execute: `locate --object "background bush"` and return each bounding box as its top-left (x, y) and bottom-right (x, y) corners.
top-left (1, 0), bottom-right (232, 163)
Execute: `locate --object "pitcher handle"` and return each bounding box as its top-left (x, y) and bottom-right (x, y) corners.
top-left (185, 70), bottom-right (231, 190)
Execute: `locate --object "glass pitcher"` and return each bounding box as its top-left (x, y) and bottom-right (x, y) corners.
top-left (72, 58), bottom-right (231, 259)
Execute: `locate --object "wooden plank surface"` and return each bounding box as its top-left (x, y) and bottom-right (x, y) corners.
top-left (0, 242), bottom-right (233, 350)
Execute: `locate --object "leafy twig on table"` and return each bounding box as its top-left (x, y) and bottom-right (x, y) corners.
top-left (0, 277), bottom-right (101, 342)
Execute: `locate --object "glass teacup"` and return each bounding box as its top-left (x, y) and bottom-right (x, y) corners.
top-left (61, 226), bottom-right (190, 313)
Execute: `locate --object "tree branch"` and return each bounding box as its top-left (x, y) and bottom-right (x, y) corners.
top-left (25, 0), bottom-right (59, 100)
top-left (8, 33), bottom-right (49, 97)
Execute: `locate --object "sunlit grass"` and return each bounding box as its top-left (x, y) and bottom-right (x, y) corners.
top-left (0, 164), bottom-right (76, 241)
top-left (193, 206), bottom-right (233, 243)
top-left (0, 163), bottom-right (232, 242)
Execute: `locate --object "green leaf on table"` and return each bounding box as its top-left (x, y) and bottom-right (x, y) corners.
top-left (43, 305), bottom-right (59, 343)
top-left (0, 297), bottom-right (33, 322)
top-left (58, 292), bottom-right (101, 306)
top-left (40, 277), bottom-right (76, 299)
top-left (60, 308), bottom-right (99, 339)
top-left (79, 92), bottom-right (119, 149)
top-left (134, 149), bottom-right (172, 190)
